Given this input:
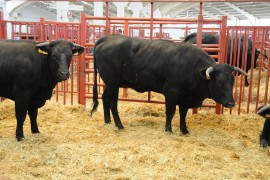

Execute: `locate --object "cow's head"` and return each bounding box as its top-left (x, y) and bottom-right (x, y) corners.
top-left (36, 40), bottom-right (84, 82)
top-left (200, 64), bottom-right (247, 108)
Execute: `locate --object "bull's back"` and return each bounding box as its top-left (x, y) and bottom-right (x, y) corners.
top-left (95, 35), bottom-right (213, 92)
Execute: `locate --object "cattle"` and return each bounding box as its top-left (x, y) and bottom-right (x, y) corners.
top-left (0, 40), bottom-right (85, 141)
top-left (184, 32), bottom-right (260, 86)
top-left (257, 105), bottom-right (270, 148)
top-left (90, 34), bottom-right (247, 134)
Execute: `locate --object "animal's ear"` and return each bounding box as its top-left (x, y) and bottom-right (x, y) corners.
top-left (36, 42), bottom-right (50, 54)
top-left (72, 43), bottom-right (85, 56)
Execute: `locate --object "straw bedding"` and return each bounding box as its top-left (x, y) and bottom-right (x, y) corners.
top-left (0, 99), bottom-right (270, 179)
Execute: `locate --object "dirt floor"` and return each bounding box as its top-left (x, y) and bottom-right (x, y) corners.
top-left (0, 99), bottom-right (270, 179)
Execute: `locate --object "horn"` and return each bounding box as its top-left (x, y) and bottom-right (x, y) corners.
top-left (205, 67), bottom-right (214, 79)
top-left (257, 105), bottom-right (270, 117)
top-left (36, 42), bottom-right (50, 47)
top-left (233, 67), bottom-right (248, 76)
top-left (73, 43), bottom-right (85, 49)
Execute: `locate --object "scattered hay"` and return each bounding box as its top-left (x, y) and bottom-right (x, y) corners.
top-left (0, 99), bottom-right (270, 179)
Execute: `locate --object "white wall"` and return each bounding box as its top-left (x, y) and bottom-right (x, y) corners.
top-left (12, 5), bottom-right (56, 22)
top-left (0, 0), bottom-right (9, 20)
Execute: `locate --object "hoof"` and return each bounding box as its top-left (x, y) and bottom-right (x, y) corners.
top-left (32, 130), bottom-right (40, 134)
top-left (165, 127), bottom-right (172, 133)
top-left (105, 120), bottom-right (111, 124)
top-left (181, 129), bottom-right (189, 135)
top-left (260, 139), bottom-right (270, 148)
top-left (16, 136), bottom-right (25, 141)
top-left (117, 124), bottom-right (124, 129)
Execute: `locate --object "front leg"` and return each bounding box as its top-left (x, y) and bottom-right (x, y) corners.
top-left (260, 118), bottom-right (270, 148)
top-left (14, 98), bottom-right (29, 141)
top-left (28, 107), bottom-right (40, 134)
top-left (164, 93), bottom-right (177, 133)
top-left (179, 108), bottom-right (189, 134)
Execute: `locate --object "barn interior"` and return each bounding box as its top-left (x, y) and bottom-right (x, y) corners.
top-left (0, 0), bottom-right (270, 179)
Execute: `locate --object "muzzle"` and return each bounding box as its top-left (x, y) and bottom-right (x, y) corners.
top-left (224, 101), bottom-right (235, 108)
top-left (57, 71), bottom-right (70, 82)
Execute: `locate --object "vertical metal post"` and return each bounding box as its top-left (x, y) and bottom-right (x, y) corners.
top-left (122, 20), bottom-right (129, 98)
top-left (220, 16), bottom-right (227, 64)
top-left (78, 13), bottom-right (86, 105)
top-left (0, 11), bottom-right (4, 39)
top-left (247, 29), bottom-right (256, 113)
top-left (159, 24), bottom-right (162, 39)
top-left (196, 2), bottom-right (203, 49)
top-left (150, 0), bottom-right (154, 40)
top-left (39, 18), bottom-right (45, 41)
top-left (106, 0), bottom-right (110, 35)
top-left (193, 2), bottom-right (203, 114)
top-left (215, 16), bottom-right (227, 114)
top-left (264, 28), bottom-right (270, 105)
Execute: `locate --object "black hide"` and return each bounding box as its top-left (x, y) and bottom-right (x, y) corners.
top-left (91, 35), bottom-right (246, 134)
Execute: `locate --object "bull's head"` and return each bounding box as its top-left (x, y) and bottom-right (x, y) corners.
top-left (36, 40), bottom-right (84, 82)
top-left (200, 64), bottom-right (247, 108)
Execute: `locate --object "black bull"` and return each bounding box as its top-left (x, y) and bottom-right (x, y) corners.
top-left (0, 40), bottom-right (84, 141)
top-left (91, 35), bottom-right (247, 134)
top-left (184, 33), bottom-right (260, 86)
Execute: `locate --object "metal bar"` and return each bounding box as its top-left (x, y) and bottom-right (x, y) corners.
top-left (247, 29), bottom-right (256, 113)
top-left (78, 13), bottom-right (87, 105)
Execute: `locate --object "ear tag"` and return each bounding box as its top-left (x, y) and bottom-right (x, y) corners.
top-left (73, 52), bottom-right (79, 56)
top-left (38, 48), bottom-right (48, 55)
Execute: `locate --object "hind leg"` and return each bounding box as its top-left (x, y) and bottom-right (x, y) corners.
top-left (102, 88), bottom-right (111, 124)
top-left (102, 81), bottom-right (124, 129)
top-left (107, 83), bottom-right (124, 129)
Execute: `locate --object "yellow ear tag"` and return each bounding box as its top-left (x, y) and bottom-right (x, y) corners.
top-left (73, 52), bottom-right (79, 56)
top-left (38, 48), bottom-right (48, 55)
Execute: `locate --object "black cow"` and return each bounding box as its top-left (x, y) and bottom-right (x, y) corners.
top-left (257, 105), bottom-right (270, 148)
top-left (0, 40), bottom-right (84, 141)
top-left (184, 32), bottom-right (260, 86)
top-left (90, 35), bottom-right (247, 134)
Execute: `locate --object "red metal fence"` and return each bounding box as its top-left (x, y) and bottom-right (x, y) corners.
top-left (0, 12), bottom-right (269, 114)
top-left (224, 26), bottom-right (270, 114)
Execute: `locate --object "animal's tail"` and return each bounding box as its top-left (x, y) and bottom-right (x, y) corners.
top-left (90, 38), bottom-right (105, 116)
